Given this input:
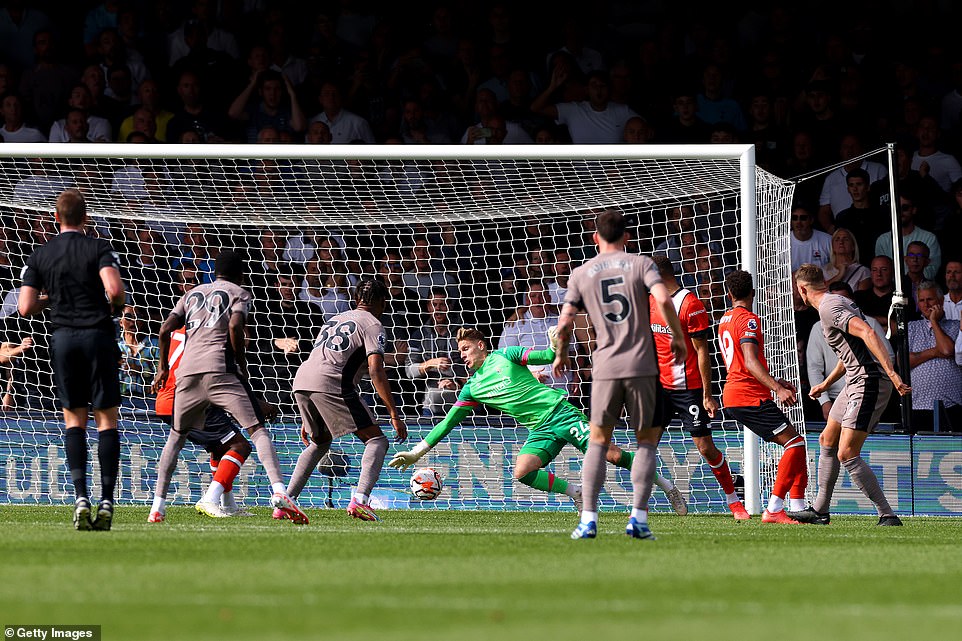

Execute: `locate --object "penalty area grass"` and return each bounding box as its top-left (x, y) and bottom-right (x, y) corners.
top-left (1, 506), bottom-right (960, 641)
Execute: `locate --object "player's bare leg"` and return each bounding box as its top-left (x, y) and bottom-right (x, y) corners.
top-left (693, 434), bottom-right (746, 519)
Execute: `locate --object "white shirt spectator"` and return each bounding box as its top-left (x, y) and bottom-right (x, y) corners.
top-left (1, 125), bottom-right (46, 142)
top-left (110, 165), bottom-right (147, 199)
top-left (13, 172), bottom-right (72, 202)
top-left (911, 150), bottom-right (962, 192)
top-left (311, 110), bottom-right (375, 144)
top-left (874, 227), bottom-right (941, 280)
top-left (944, 294), bottom-right (962, 321)
top-left (819, 160), bottom-right (887, 214)
top-left (546, 46), bottom-right (605, 75)
top-left (168, 24), bottom-right (240, 65)
top-left (498, 312), bottom-right (574, 394)
top-left (460, 120), bottom-right (533, 145)
top-left (555, 101), bottom-right (638, 144)
top-left (791, 230), bottom-right (833, 271)
top-left (49, 115), bottom-right (111, 142)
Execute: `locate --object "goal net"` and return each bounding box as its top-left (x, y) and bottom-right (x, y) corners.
top-left (0, 143), bottom-right (799, 514)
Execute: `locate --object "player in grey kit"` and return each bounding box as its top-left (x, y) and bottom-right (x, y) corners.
top-left (793, 264), bottom-right (911, 526)
top-left (281, 278), bottom-right (407, 522)
top-left (153, 250), bottom-right (309, 524)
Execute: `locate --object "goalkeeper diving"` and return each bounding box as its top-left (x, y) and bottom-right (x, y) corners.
top-left (390, 327), bottom-right (686, 513)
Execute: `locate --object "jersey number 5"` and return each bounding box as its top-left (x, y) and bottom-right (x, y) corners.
top-left (599, 276), bottom-right (631, 323)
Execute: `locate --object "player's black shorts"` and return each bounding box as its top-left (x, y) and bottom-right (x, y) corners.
top-left (158, 406), bottom-right (246, 454)
top-left (662, 388), bottom-right (712, 437)
top-left (724, 400), bottom-right (791, 443)
top-left (50, 326), bottom-right (121, 410)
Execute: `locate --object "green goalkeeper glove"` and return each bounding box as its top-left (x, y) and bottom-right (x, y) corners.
top-left (388, 439), bottom-right (431, 471)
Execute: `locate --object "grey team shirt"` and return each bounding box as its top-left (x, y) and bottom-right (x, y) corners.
top-left (819, 292), bottom-right (882, 382)
top-left (170, 279), bottom-right (251, 377)
top-left (293, 309), bottom-right (386, 393)
top-left (565, 250), bottom-right (662, 379)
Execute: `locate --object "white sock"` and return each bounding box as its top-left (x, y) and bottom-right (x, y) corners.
top-left (271, 482), bottom-right (287, 495)
top-left (767, 495), bottom-right (784, 513)
top-left (151, 496), bottom-right (166, 514)
top-left (654, 474), bottom-right (674, 491)
top-left (630, 508), bottom-right (648, 524)
top-left (725, 492), bottom-right (740, 504)
top-left (202, 480), bottom-right (225, 504)
top-left (789, 498), bottom-right (807, 512)
top-left (221, 491), bottom-right (238, 509)
top-left (354, 492), bottom-right (370, 504)
top-left (565, 483), bottom-right (581, 498)
top-left (580, 510), bottom-right (598, 524)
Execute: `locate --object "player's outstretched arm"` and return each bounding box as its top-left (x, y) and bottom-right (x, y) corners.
top-left (810, 359), bottom-right (845, 399)
top-left (389, 402), bottom-right (475, 470)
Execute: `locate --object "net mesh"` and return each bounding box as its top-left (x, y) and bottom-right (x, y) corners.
top-left (0, 147), bottom-right (799, 512)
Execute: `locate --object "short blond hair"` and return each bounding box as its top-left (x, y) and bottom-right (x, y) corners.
top-left (795, 263), bottom-right (827, 288)
top-left (456, 327), bottom-right (488, 347)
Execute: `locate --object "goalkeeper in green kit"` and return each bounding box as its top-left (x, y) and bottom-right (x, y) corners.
top-left (389, 327), bottom-right (686, 513)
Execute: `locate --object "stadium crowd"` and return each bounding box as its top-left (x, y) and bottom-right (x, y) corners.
top-left (0, 0), bottom-right (960, 429)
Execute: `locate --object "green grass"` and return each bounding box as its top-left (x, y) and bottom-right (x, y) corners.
top-left (1, 507), bottom-right (961, 641)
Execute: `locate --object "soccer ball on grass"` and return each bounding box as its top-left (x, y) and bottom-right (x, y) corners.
top-left (410, 468), bottom-right (443, 501)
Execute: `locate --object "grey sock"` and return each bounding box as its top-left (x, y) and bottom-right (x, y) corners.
top-left (249, 427), bottom-right (283, 487)
top-left (581, 441), bottom-right (608, 513)
top-left (842, 456), bottom-right (895, 517)
top-left (631, 443), bottom-right (658, 511)
top-left (154, 430), bottom-right (188, 499)
top-left (812, 445), bottom-right (839, 514)
top-left (287, 442), bottom-right (329, 499)
top-left (357, 435), bottom-right (388, 498)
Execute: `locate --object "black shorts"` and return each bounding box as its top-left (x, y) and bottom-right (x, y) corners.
top-left (158, 406), bottom-right (246, 454)
top-left (724, 400), bottom-right (791, 443)
top-left (663, 388), bottom-right (712, 437)
top-left (50, 326), bottom-right (121, 410)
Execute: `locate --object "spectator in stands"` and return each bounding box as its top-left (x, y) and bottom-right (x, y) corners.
top-left (304, 120), bottom-right (332, 144)
top-left (807, 281), bottom-right (893, 421)
top-left (62, 107), bottom-right (91, 143)
top-left (905, 241), bottom-right (933, 312)
top-left (405, 288), bottom-right (465, 417)
top-left (82, 0), bottom-right (121, 57)
top-left (500, 69), bottom-right (548, 139)
top-left (93, 27), bottom-right (149, 100)
top-left (695, 63), bottom-right (746, 132)
top-left (853, 255), bottom-right (896, 327)
top-left (943, 259), bottom-right (962, 320)
top-left (249, 263), bottom-right (319, 415)
top-left (498, 280), bottom-right (574, 395)
top-left (228, 69), bottom-right (306, 143)
top-left (461, 88), bottom-right (531, 144)
top-left (310, 80), bottom-right (374, 144)
top-left (0, 92), bottom-right (46, 142)
top-left (790, 204), bottom-right (832, 271)
top-left (911, 115), bottom-right (962, 193)
top-left (299, 236), bottom-right (353, 321)
top-left (546, 17), bottom-right (605, 76)
top-left (180, 222), bottom-right (216, 283)
top-left (399, 99), bottom-right (453, 144)
top-left (402, 237), bottom-right (455, 300)
top-left (745, 91), bottom-right (787, 172)
top-left (17, 29), bottom-right (75, 132)
top-left (125, 227), bottom-right (171, 326)
top-left (79, 63), bottom-right (107, 118)
top-left (49, 84), bottom-right (112, 142)
top-left (818, 133), bottom-right (888, 231)
top-left (166, 70), bottom-right (230, 143)
top-left (908, 282), bottom-right (962, 431)
top-left (834, 168), bottom-right (887, 263)
top-left (0, 335), bottom-right (35, 412)
top-left (265, 22), bottom-right (308, 87)
top-left (531, 69), bottom-right (638, 144)
top-left (118, 80), bottom-right (172, 143)
top-left (875, 191), bottom-right (941, 279)
top-left (660, 85), bottom-right (711, 143)
top-left (623, 116), bottom-right (654, 144)
top-left (100, 64), bottom-right (134, 132)
top-left (823, 227), bottom-right (871, 291)
top-left (117, 304), bottom-right (158, 406)
top-left (167, 0), bottom-right (240, 66)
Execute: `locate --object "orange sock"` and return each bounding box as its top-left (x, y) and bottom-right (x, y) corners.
top-left (706, 452), bottom-right (736, 495)
top-left (213, 450), bottom-right (246, 492)
top-left (773, 437), bottom-right (806, 503)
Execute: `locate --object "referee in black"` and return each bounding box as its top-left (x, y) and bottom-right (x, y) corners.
top-left (18, 188), bottom-right (126, 531)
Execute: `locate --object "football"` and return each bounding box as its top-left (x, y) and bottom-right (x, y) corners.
top-left (410, 468), bottom-right (443, 501)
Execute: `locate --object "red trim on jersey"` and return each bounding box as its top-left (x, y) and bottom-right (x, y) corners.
top-left (649, 289), bottom-right (709, 390)
top-left (154, 327), bottom-right (186, 416)
top-left (718, 307), bottom-right (772, 407)
top-left (455, 400), bottom-right (479, 408)
top-left (520, 348), bottom-right (533, 365)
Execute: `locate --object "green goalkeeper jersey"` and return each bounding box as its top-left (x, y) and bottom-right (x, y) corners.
top-left (423, 346), bottom-right (565, 447)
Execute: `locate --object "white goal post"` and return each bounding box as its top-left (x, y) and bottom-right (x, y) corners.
top-left (0, 142), bottom-right (799, 514)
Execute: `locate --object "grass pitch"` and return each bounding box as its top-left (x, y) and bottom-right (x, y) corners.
top-left (2, 506), bottom-right (961, 641)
